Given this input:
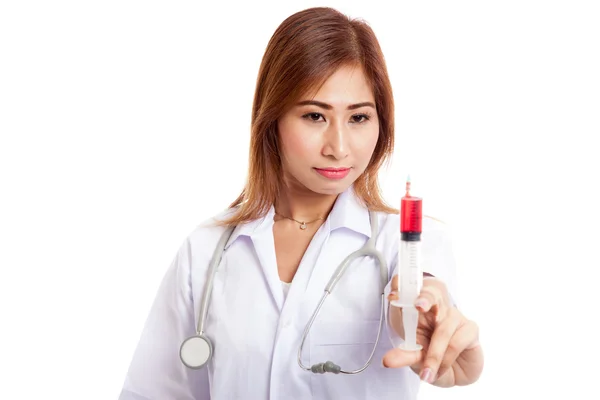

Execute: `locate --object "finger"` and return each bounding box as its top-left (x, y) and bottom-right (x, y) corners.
top-left (414, 285), bottom-right (447, 322)
top-left (382, 347), bottom-right (423, 369)
top-left (420, 278), bottom-right (451, 304)
top-left (420, 308), bottom-right (462, 383)
top-left (436, 319), bottom-right (480, 380)
top-left (387, 275), bottom-right (398, 302)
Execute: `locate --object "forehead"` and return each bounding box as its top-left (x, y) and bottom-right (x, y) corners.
top-left (306, 64), bottom-right (375, 105)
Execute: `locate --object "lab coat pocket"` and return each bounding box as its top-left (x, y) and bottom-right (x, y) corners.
top-left (309, 320), bottom-right (380, 399)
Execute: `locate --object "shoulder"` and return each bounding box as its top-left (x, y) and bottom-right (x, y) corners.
top-left (373, 210), bottom-right (399, 240)
top-left (421, 215), bottom-right (453, 245)
top-left (186, 208), bottom-right (237, 251)
top-left (172, 208), bottom-right (240, 272)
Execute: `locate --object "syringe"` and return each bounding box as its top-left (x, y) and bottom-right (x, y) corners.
top-left (390, 175), bottom-right (423, 351)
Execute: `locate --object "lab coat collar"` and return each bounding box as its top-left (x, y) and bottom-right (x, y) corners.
top-left (327, 185), bottom-right (372, 238)
top-left (224, 185), bottom-right (371, 249)
top-left (221, 185), bottom-right (372, 312)
top-left (223, 207), bottom-right (274, 250)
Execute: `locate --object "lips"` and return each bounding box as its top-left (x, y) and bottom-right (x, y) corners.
top-left (314, 167), bottom-right (351, 180)
top-left (317, 167), bottom-right (350, 171)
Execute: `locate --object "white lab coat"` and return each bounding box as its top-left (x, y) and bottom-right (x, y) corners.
top-left (119, 186), bottom-right (458, 399)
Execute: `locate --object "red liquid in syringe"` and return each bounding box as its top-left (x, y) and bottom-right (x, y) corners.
top-left (401, 177), bottom-right (422, 241)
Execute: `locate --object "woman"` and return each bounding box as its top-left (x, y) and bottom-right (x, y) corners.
top-left (119, 7), bottom-right (483, 399)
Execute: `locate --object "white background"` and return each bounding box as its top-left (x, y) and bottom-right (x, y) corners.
top-left (1, 1), bottom-right (599, 399)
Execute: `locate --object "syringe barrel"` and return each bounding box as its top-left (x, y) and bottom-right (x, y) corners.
top-left (401, 195), bottom-right (422, 235)
top-left (398, 240), bottom-right (422, 306)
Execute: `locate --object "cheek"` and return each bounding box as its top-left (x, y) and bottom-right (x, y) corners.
top-left (354, 126), bottom-right (379, 161)
top-left (279, 121), bottom-right (317, 161)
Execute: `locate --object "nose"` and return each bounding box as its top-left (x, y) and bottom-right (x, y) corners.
top-left (321, 120), bottom-right (349, 160)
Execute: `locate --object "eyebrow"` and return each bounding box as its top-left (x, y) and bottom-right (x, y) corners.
top-left (296, 100), bottom-right (376, 110)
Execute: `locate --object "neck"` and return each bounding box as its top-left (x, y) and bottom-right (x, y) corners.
top-left (275, 178), bottom-right (338, 222)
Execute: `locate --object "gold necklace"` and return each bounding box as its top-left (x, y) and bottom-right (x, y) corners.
top-left (275, 211), bottom-right (324, 230)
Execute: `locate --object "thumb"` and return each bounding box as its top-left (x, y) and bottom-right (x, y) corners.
top-left (382, 347), bottom-right (423, 369)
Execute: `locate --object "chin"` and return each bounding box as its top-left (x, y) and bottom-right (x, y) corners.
top-left (305, 180), bottom-right (353, 196)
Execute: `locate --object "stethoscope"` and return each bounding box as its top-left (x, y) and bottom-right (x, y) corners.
top-left (179, 210), bottom-right (388, 375)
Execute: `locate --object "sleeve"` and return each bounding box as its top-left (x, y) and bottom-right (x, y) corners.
top-left (118, 238), bottom-right (210, 400)
top-left (384, 220), bottom-right (459, 345)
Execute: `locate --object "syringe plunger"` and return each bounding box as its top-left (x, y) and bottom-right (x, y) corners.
top-left (399, 307), bottom-right (422, 351)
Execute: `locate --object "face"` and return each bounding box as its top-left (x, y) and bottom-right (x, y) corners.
top-left (277, 64), bottom-right (379, 196)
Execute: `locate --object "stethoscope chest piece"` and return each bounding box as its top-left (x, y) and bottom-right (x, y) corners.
top-left (180, 334), bottom-right (213, 369)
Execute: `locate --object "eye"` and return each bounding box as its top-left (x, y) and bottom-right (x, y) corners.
top-left (301, 112), bottom-right (325, 122)
top-left (350, 113), bottom-right (371, 124)
top-left (300, 112), bottom-right (373, 124)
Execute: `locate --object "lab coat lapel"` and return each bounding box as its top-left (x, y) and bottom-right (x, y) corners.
top-left (250, 209), bottom-right (285, 311)
top-left (252, 214), bottom-right (331, 318)
top-left (227, 186), bottom-right (373, 318)
top-left (278, 223), bottom-right (330, 321)
top-left (224, 207), bottom-right (284, 311)
top-left (303, 187), bottom-right (373, 295)
top-left (282, 187), bottom-right (374, 322)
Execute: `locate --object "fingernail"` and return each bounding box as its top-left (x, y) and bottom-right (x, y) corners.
top-left (421, 368), bottom-right (434, 383)
top-left (415, 298), bottom-right (428, 309)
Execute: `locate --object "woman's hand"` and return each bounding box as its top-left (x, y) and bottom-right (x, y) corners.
top-left (382, 276), bottom-right (484, 387)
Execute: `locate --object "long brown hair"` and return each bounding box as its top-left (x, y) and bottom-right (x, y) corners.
top-left (219, 7), bottom-right (398, 226)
